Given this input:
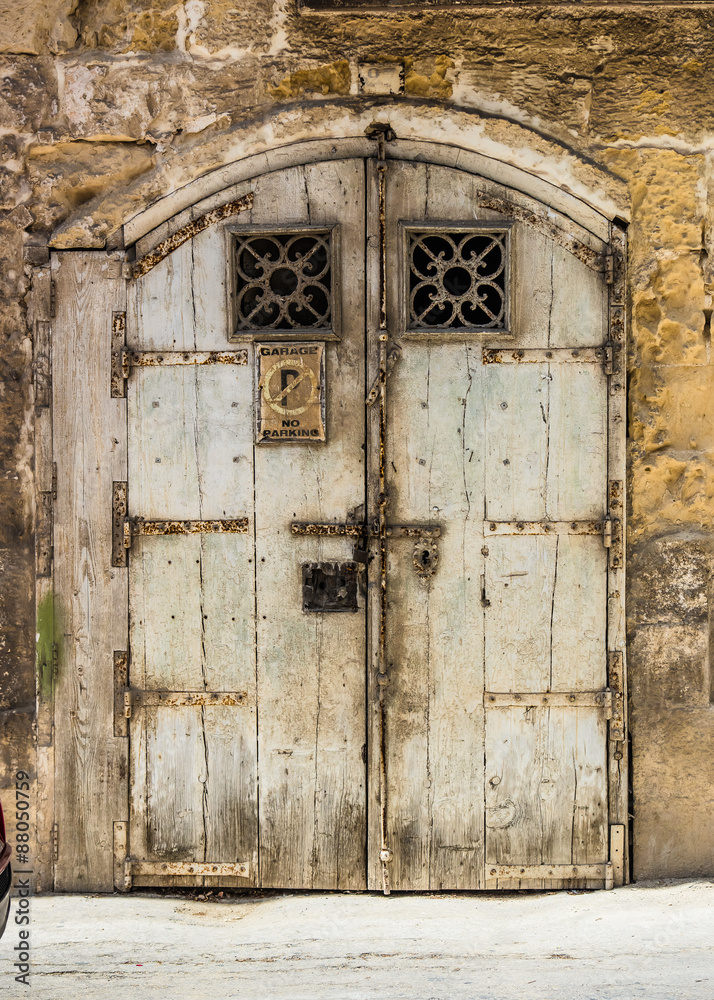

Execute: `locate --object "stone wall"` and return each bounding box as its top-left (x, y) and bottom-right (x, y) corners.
top-left (1, 0), bottom-right (713, 881)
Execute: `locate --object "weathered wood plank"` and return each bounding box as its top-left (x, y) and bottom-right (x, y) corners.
top-left (383, 162), bottom-right (488, 890)
top-left (145, 706), bottom-right (206, 859)
top-left (548, 243), bottom-right (609, 349)
top-left (386, 342), bottom-right (486, 890)
top-left (546, 363), bottom-right (607, 519)
top-left (485, 707), bottom-right (608, 867)
top-left (129, 240), bottom-right (196, 351)
top-left (485, 535), bottom-right (606, 693)
top-left (484, 535), bottom-right (557, 692)
top-left (607, 222), bottom-right (629, 872)
top-left (52, 252), bottom-right (128, 891)
top-left (484, 363), bottom-right (548, 521)
top-left (129, 261), bottom-right (258, 880)
top-left (254, 160), bottom-right (367, 889)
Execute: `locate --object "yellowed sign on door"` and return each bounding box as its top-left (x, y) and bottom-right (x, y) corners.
top-left (256, 342), bottom-right (326, 443)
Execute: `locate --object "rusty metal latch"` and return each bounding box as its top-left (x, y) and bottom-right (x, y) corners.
top-left (366, 344), bottom-right (401, 405)
top-left (603, 518), bottom-right (613, 548)
top-left (291, 521), bottom-right (440, 581)
top-left (291, 522), bottom-right (440, 540)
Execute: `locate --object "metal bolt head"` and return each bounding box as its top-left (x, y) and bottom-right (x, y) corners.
top-left (380, 848), bottom-right (393, 863)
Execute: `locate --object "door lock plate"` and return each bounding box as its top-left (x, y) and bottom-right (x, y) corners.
top-left (413, 538), bottom-right (439, 580)
top-left (302, 561), bottom-right (360, 612)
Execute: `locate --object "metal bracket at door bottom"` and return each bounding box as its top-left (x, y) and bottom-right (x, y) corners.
top-left (124, 860), bottom-right (250, 890)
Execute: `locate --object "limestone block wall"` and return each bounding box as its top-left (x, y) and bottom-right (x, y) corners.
top-left (0, 0), bottom-right (713, 881)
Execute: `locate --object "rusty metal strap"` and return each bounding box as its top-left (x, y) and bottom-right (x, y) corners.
top-left (485, 691), bottom-right (612, 711)
top-left (130, 193), bottom-right (254, 279)
top-left (129, 690), bottom-right (248, 710)
top-left (129, 518), bottom-right (248, 540)
top-left (485, 519), bottom-right (604, 536)
top-left (123, 349), bottom-right (248, 370)
top-left (477, 195), bottom-right (607, 273)
top-left (483, 347), bottom-right (609, 365)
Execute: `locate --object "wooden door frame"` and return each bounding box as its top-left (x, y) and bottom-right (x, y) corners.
top-left (35, 141), bottom-right (628, 894)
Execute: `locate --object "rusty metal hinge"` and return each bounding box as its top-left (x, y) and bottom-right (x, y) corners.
top-left (110, 312), bottom-right (126, 398)
top-left (365, 121), bottom-right (397, 144)
top-left (37, 491), bottom-right (53, 578)
top-left (114, 651), bottom-right (129, 737)
top-left (34, 319), bottom-right (52, 408)
top-left (603, 345), bottom-right (614, 376)
top-left (366, 343), bottom-right (401, 405)
top-left (608, 650), bottom-right (625, 742)
top-left (124, 689), bottom-right (132, 721)
top-left (603, 343), bottom-right (624, 378)
top-left (113, 344), bottom-right (249, 398)
top-left (112, 482), bottom-right (128, 568)
top-left (607, 480), bottom-right (624, 569)
top-left (602, 518), bottom-right (612, 548)
top-left (52, 822), bottom-right (59, 863)
top-left (49, 280), bottom-right (56, 319)
top-left (604, 253), bottom-right (614, 285)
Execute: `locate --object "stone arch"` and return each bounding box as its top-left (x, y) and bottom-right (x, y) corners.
top-left (49, 99), bottom-right (630, 250)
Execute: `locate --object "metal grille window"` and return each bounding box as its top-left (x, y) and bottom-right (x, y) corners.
top-left (405, 226), bottom-right (510, 333)
top-left (232, 229), bottom-right (333, 334)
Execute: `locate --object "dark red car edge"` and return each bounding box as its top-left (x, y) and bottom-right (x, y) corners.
top-left (0, 801), bottom-right (11, 938)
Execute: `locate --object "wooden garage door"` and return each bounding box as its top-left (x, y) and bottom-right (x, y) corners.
top-left (376, 159), bottom-right (616, 891)
top-left (116, 153), bottom-right (624, 892)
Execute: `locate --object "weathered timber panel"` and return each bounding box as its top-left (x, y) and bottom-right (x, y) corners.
top-left (128, 248), bottom-right (258, 882)
top-left (52, 253), bottom-right (128, 891)
top-left (253, 160), bottom-right (367, 889)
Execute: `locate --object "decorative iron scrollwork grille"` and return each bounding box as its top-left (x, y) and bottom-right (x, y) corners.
top-left (233, 229), bottom-right (333, 333)
top-left (405, 227), bottom-right (510, 333)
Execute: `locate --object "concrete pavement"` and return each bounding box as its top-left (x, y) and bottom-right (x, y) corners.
top-left (2, 879), bottom-right (712, 998)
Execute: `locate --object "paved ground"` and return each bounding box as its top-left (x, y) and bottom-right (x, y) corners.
top-left (2, 880), bottom-right (712, 998)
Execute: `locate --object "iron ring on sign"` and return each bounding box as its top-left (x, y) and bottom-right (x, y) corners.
top-left (259, 357), bottom-right (319, 417)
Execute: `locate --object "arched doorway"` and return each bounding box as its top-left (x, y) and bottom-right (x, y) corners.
top-left (49, 137), bottom-right (627, 893)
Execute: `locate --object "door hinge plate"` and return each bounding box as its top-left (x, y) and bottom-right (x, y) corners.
top-left (34, 319), bottom-right (52, 408)
top-left (110, 312), bottom-right (126, 398)
top-left (112, 482), bottom-right (128, 568)
top-left (607, 480), bottom-right (624, 569)
top-left (114, 651), bottom-right (129, 736)
top-left (37, 491), bottom-right (53, 577)
top-left (608, 650), bottom-right (625, 741)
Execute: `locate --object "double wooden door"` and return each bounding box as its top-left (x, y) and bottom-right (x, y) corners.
top-left (123, 155), bottom-right (621, 892)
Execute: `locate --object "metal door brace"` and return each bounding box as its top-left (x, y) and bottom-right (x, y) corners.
top-left (368, 119), bottom-right (394, 895)
top-left (113, 347), bottom-right (248, 397)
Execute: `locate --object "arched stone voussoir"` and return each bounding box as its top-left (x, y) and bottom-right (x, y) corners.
top-left (49, 98), bottom-right (631, 250)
